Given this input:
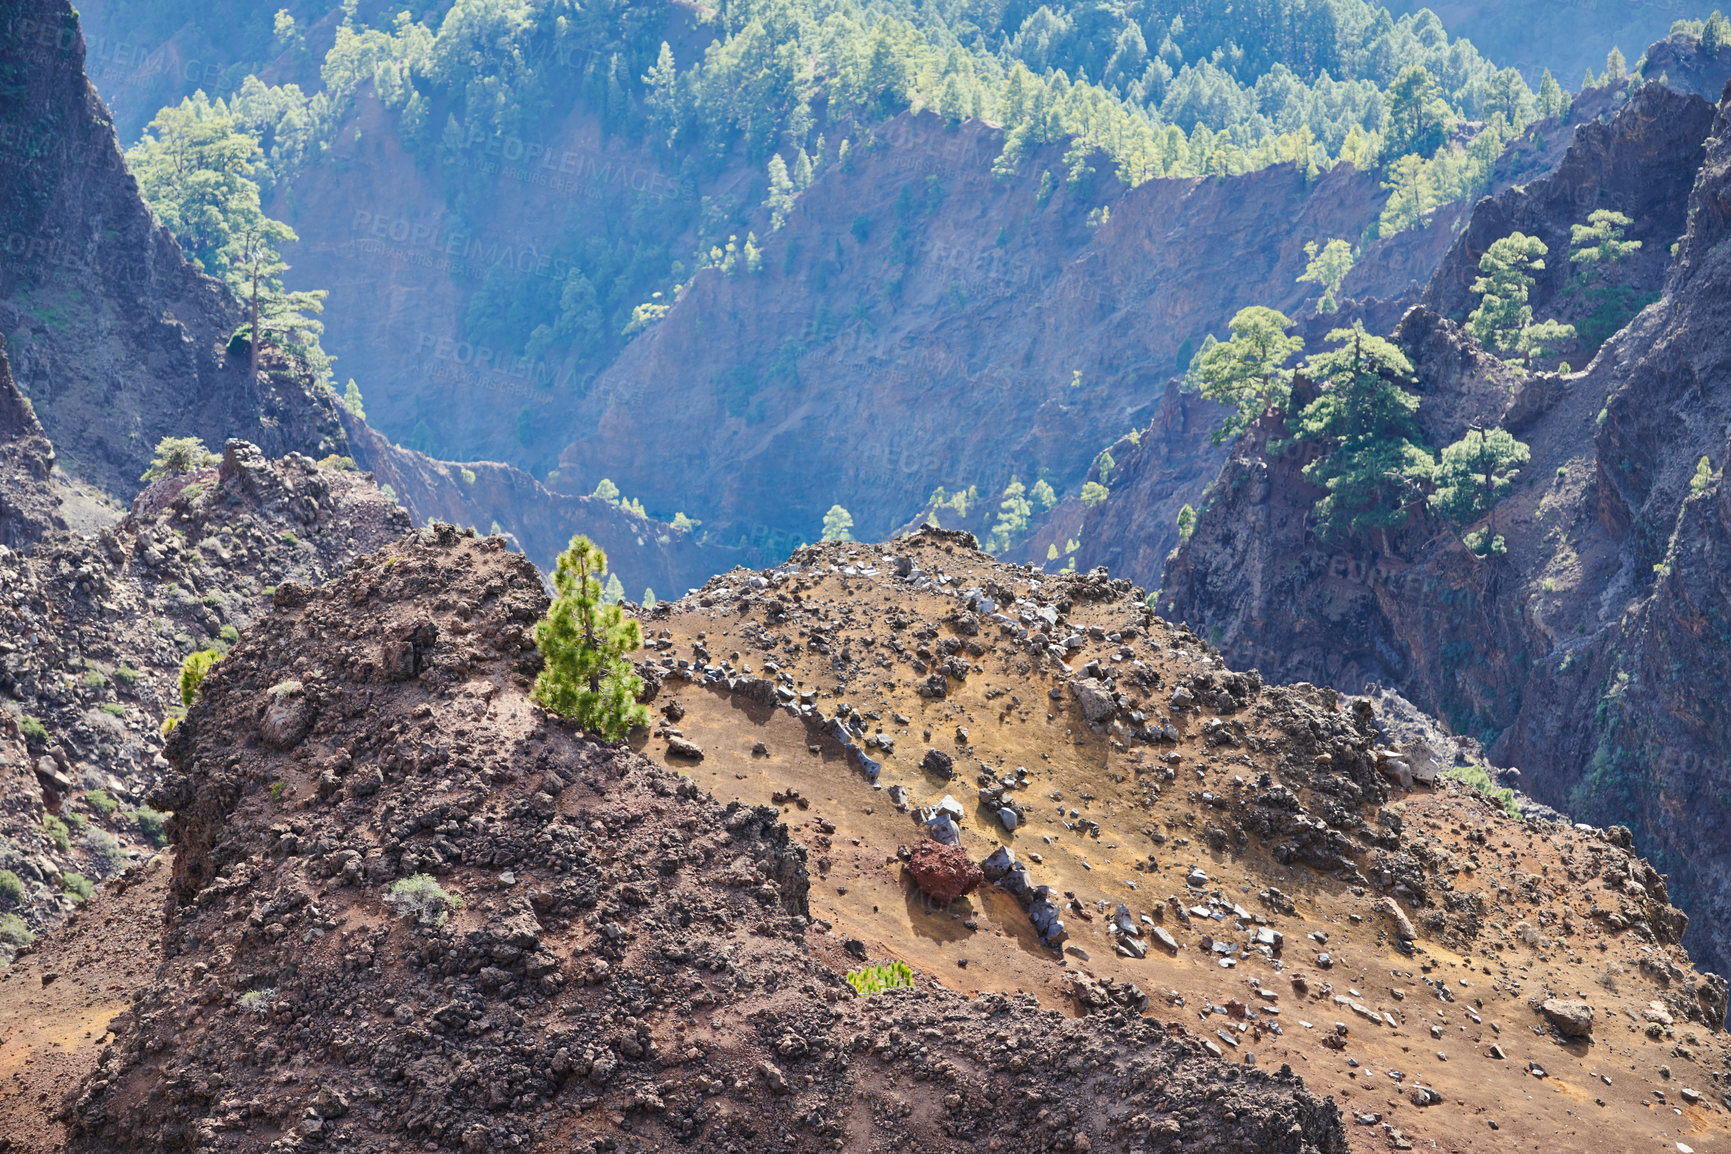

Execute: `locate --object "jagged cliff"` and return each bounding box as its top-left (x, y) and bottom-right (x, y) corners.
top-left (1159, 79), bottom-right (1731, 985)
top-left (342, 415), bottom-right (751, 599)
top-left (0, 0), bottom-right (349, 495)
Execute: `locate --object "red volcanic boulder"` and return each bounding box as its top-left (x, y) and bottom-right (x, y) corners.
top-left (907, 840), bottom-right (983, 905)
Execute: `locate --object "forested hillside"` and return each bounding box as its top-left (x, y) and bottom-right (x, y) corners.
top-left (68, 0), bottom-right (1663, 545)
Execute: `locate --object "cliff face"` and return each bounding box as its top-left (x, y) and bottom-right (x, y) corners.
top-left (1418, 84), bottom-right (1716, 356)
top-left (1161, 80), bottom-right (1731, 985)
top-left (342, 415), bottom-right (751, 600)
top-left (0, 337), bottom-right (64, 549)
top-left (562, 113), bottom-right (1414, 547)
top-left (0, 0), bottom-right (349, 497)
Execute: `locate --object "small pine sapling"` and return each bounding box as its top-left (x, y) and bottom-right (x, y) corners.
top-left (532, 536), bottom-right (649, 740)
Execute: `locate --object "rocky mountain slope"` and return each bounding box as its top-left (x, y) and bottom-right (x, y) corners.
top-left (1159, 78), bottom-right (1731, 988)
top-left (0, 337), bottom-right (411, 953)
top-left (0, 0), bottom-right (350, 496)
top-left (0, 0), bottom-right (720, 591)
top-left (1048, 81), bottom-right (1712, 590)
top-left (0, 524), bottom-right (1720, 1151)
top-left (558, 99), bottom-right (1618, 549)
top-left (46, 525), bottom-right (1351, 1154)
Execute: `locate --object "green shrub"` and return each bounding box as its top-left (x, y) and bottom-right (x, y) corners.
top-left (132, 806), bottom-right (170, 848)
top-left (269, 782), bottom-right (287, 803)
top-left (62, 810), bottom-right (86, 831)
top-left (43, 815), bottom-right (70, 852)
top-left (0, 913), bottom-right (33, 949)
top-left (239, 988), bottom-right (274, 1014)
top-left (384, 873), bottom-right (463, 926)
top-left (0, 869), bottom-right (23, 905)
top-left (62, 872), bottom-right (94, 902)
top-left (84, 789), bottom-right (118, 818)
top-left (1445, 764), bottom-right (1521, 819)
top-left (219, 624), bottom-right (240, 644)
top-left (846, 961), bottom-right (915, 996)
top-left (280, 532), bottom-right (298, 545)
top-left (81, 669), bottom-right (107, 689)
top-left (179, 649), bottom-right (223, 707)
top-left (100, 703), bottom-right (126, 719)
top-left (20, 716), bottom-right (47, 743)
top-left (115, 665), bottom-right (140, 686)
top-left (85, 828), bottom-right (126, 869)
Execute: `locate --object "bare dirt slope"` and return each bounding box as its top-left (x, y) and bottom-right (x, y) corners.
top-left (0, 853), bottom-right (167, 1154)
top-left (634, 529), bottom-right (1731, 1153)
top-left (42, 525), bottom-right (1346, 1154)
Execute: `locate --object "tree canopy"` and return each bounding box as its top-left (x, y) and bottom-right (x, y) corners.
top-left (1430, 427), bottom-right (1530, 556)
top-left (1287, 323), bottom-right (1433, 539)
top-left (1298, 239), bottom-right (1356, 313)
top-left (1187, 306), bottom-right (1304, 442)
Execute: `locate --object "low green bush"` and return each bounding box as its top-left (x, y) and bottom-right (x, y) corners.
top-left (62, 872), bottom-right (95, 901)
top-left (43, 815), bottom-right (70, 852)
top-left (846, 961), bottom-right (915, 996)
top-left (1445, 764), bottom-right (1521, 819)
top-left (0, 913), bottom-right (33, 949)
top-left (84, 789), bottom-right (118, 817)
top-left (384, 873), bottom-right (463, 927)
top-left (0, 869), bottom-right (24, 904)
top-left (132, 806), bottom-right (170, 848)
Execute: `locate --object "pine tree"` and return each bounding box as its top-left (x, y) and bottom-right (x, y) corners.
top-left (1429, 427), bottom-right (1530, 556)
top-left (1031, 478), bottom-right (1057, 510)
top-left (1468, 233), bottom-right (1548, 354)
top-left (1288, 324), bottom-right (1433, 540)
top-left (1187, 306), bottom-right (1304, 442)
top-left (342, 379), bottom-right (366, 420)
top-left (1176, 504), bottom-right (1196, 541)
top-left (1693, 456), bottom-right (1716, 493)
top-left (1570, 210), bottom-right (1641, 266)
top-left (821, 505), bottom-right (854, 541)
top-left (765, 154), bottom-right (796, 229)
top-left (1536, 70), bottom-right (1569, 119)
top-left (1384, 65), bottom-right (1450, 158)
top-left (987, 479), bottom-right (1032, 551)
top-left (141, 436), bottom-right (217, 482)
top-left (532, 536), bottom-right (649, 741)
top-left (1605, 47), bottom-right (1627, 81)
top-left (1298, 239), bottom-right (1355, 313)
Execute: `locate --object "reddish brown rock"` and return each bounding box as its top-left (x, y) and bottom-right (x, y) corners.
top-left (906, 840), bottom-right (983, 905)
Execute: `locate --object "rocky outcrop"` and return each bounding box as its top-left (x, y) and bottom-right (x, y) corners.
top-left (0, 0), bottom-right (350, 495)
top-left (0, 337), bottom-right (63, 549)
top-left (0, 439), bottom-right (408, 949)
top-left (64, 525), bottom-right (1350, 1154)
top-left (1161, 81), bottom-right (1731, 988)
top-left (1643, 34), bottom-right (1731, 102)
top-left (1419, 84), bottom-right (1715, 345)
